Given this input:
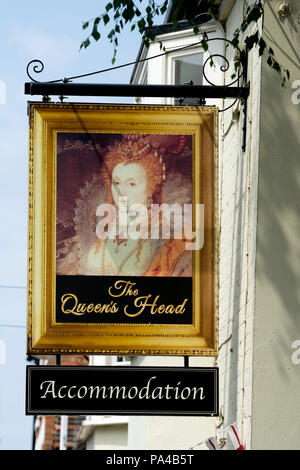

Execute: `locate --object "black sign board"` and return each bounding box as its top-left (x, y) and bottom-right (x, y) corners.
top-left (56, 275), bottom-right (193, 325)
top-left (26, 366), bottom-right (218, 416)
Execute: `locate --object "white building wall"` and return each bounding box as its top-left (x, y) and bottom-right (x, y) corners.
top-left (215, 1), bottom-right (261, 449)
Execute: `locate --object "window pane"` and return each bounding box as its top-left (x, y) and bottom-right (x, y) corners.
top-left (175, 53), bottom-right (203, 86)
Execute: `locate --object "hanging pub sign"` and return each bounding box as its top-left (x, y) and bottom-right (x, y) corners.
top-left (27, 103), bottom-right (218, 356)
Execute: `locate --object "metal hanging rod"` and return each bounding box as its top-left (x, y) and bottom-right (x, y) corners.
top-left (24, 82), bottom-right (249, 100)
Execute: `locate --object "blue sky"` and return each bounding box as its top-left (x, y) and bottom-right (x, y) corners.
top-left (0, 0), bottom-right (162, 449)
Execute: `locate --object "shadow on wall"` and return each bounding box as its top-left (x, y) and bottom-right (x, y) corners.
top-left (251, 1), bottom-right (300, 449)
top-left (256, 60), bottom-right (300, 378)
top-left (257, 0), bottom-right (300, 382)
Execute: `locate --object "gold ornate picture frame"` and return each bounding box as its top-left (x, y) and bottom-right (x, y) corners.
top-left (27, 103), bottom-right (218, 356)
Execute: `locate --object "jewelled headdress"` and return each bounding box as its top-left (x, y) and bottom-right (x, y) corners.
top-left (102, 133), bottom-right (187, 186)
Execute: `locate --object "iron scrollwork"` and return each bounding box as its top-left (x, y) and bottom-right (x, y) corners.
top-left (201, 38), bottom-right (247, 113)
top-left (25, 36), bottom-right (249, 148)
top-left (26, 60), bottom-right (45, 83)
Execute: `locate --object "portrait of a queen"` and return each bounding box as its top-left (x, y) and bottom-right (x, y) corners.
top-left (56, 133), bottom-right (193, 278)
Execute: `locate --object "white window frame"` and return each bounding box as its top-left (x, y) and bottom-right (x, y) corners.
top-left (168, 49), bottom-right (204, 105)
top-left (133, 19), bottom-right (224, 109)
top-left (170, 49), bottom-right (204, 83)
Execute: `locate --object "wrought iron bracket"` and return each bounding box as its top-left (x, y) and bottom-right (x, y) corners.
top-left (24, 40), bottom-right (250, 151)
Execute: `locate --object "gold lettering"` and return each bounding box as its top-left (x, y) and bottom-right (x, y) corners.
top-left (108, 280), bottom-right (138, 298)
top-left (60, 293), bottom-right (119, 316)
top-left (104, 302), bottom-right (113, 313)
top-left (175, 298), bottom-right (188, 314)
top-left (123, 294), bottom-right (189, 318)
top-left (77, 303), bottom-right (87, 313)
top-left (61, 293), bottom-right (79, 315)
top-left (165, 305), bottom-right (175, 314)
top-left (124, 295), bottom-right (152, 317)
top-left (150, 295), bottom-right (159, 314)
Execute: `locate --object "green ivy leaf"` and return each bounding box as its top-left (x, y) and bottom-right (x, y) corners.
top-left (103, 14), bottom-right (110, 25)
top-left (245, 31), bottom-right (259, 51)
top-left (241, 19), bottom-right (248, 33)
top-left (160, 3), bottom-right (167, 14)
top-left (106, 2), bottom-right (113, 11)
top-left (272, 61), bottom-right (281, 73)
top-left (83, 38), bottom-right (90, 48)
top-left (201, 39), bottom-right (208, 52)
top-left (108, 29), bottom-right (115, 39)
top-left (137, 18), bottom-right (146, 32)
top-left (91, 28), bottom-right (101, 41)
top-left (122, 5), bottom-right (134, 22)
top-left (258, 38), bottom-right (266, 56)
top-left (232, 36), bottom-right (239, 48)
top-left (82, 21), bottom-right (89, 30)
top-left (234, 60), bottom-right (240, 70)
